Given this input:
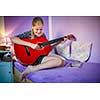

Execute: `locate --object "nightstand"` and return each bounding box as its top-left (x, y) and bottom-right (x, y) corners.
top-left (0, 50), bottom-right (14, 83)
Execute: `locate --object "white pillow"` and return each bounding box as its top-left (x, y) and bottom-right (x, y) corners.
top-left (71, 42), bottom-right (92, 62)
top-left (56, 41), bottom-right (92, 62)
top-left (56, 40), bottom-right (72, 58)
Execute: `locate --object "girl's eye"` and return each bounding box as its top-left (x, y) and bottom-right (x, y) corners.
top-left (36, 29), bottom-right (38, 31)
top-left (36, 29), bottom-right (42, 31)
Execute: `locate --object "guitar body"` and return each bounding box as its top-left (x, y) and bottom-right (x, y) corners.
top-left (14, 34), bottom-right (76, 65)
top-left (14, 36), bottom-right (52, 65)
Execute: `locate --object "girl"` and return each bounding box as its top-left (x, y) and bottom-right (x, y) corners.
top-left (11, 16), bottom-right (74, 81)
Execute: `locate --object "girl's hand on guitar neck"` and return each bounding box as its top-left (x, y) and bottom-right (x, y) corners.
top-left (61, 37), bottom-right (68, 44)
top-left (61, 34), bottom-right (76, 44)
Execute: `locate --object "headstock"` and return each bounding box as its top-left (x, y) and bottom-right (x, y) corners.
top-left (65, 34), bottom-right (77, 41)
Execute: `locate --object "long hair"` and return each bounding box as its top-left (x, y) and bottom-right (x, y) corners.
top-left (31, 17), bottom-right (44, 38)
top-left (32, 16), bottom-right (44, 26)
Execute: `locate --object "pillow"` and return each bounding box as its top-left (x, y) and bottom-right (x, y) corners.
top-left (56, 40), bottom-right (73, 56)
top-left (70, 42), bottom-right (92, 62)
top-left (56, 41), bottom-right (92, 62)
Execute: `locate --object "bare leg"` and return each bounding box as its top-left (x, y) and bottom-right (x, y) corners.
top-left (19, 55), bottom-right (66, 81)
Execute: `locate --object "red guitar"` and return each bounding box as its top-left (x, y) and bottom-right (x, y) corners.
top-left (14, 34), bottom-right (76, 65)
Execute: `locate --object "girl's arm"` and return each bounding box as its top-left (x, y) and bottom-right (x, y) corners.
top-left (11, 37), bottom-right (40, 49)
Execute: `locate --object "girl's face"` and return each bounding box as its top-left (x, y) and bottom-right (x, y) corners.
top-left (32, 23), bottom-right (43, 37)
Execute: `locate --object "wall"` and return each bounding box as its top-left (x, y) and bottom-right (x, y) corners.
top-left (0, 16), bottom-right (5, 34)
top-left (0, 16), bottom-right (6, 45)
top-left (51, 16), bottom-right (100, 63)
top-left (4, 16), bottom-right (49, 38)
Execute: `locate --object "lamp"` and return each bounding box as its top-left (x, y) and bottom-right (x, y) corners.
top-left (5, 36), bottom-right (12, 46)
top-left (0, 33), bottom-right (12, 50)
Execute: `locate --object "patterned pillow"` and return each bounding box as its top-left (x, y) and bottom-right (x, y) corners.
top-left (56, 41), bottom-right (92, 62)
top-left (70, 42), bottom-right (92, 62)
top-left (55, 40), bottom-right (72, 58)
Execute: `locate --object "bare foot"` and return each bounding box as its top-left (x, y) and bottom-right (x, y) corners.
top-left (19, 65), bottom-right (33, 82)
top-left (19, 72), bottom-right (26, 82)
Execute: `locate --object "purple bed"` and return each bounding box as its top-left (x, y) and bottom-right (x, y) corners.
top-left (14, 61), bottom-right (100, 83)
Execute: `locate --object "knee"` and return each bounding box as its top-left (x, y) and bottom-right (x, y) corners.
top-left (55, 57), bottom-right (65, 67)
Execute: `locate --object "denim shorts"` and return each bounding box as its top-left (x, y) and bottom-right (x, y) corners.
top-left (32, 55), bottom-right (46, 65)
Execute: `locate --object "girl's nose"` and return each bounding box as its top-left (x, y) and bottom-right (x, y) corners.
top-left (37, 30), bottom-right (41, 34)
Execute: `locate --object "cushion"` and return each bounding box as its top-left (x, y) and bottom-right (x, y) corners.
top-left (56, 41), bottom-right (92, 62)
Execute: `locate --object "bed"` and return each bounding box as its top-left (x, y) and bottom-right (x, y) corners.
top-left (13, 41), bottom-right (100, 83)
top-left (13, 61), bottom-right (100, 83)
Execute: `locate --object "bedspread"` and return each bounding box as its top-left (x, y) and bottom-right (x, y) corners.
top-left (14, 61), bottom-right (100, 83)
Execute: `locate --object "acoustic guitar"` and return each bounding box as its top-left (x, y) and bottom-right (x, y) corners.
top-left (14, 34), bottom-right (76, 65)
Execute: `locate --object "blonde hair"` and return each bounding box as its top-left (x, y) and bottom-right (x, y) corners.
top-left (32, 16), bottom-right (44, 26)
top-left (31, 17), bottom-right (44, 38)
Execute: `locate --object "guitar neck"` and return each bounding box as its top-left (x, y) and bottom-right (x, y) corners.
top-left (40, 36), bottom-right (66, 47)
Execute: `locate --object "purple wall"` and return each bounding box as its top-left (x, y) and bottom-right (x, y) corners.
top-left (52, 16), bottom-right (100, 63)
top-left (4, 16), bottom-right (49, 38)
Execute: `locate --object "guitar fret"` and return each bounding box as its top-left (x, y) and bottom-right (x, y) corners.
top-left (41, 37), bottom-right (64, 47)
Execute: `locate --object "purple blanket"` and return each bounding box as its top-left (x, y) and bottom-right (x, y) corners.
top-left (14, 61), bottom-right (100, 83)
